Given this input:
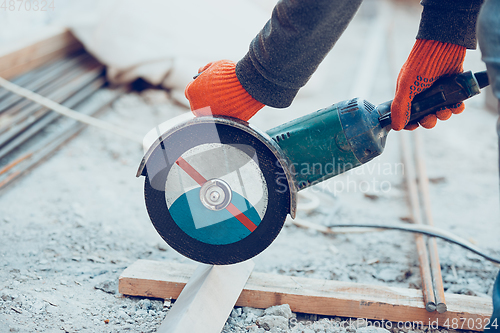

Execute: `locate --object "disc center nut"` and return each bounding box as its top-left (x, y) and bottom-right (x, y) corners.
top-left (210, 191), bottom-right (220, 202)
top-left (199, 179), bottom-right (232, 211)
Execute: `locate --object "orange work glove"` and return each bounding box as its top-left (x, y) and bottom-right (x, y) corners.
top-left (184, 60), bottom-right (264, 121)
top-left (391, 39), bottom-right (466, 131)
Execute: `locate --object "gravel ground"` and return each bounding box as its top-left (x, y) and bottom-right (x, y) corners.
top-left (1, 2), bottom-right (499, 333)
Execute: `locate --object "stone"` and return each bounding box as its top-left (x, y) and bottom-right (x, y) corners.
top-left (243, 307), bottom-right (264, 317)
top-left (263, 304), bottom-right (293, 319)
top-left (151, 299), bottom-right (163, 312)
top-left (137, 298), bottom-right (152, 310)
top-left (117, 310), bottom-right (129, 321)
top-left (31, 300), bottom-right (46, 314)
top-left (94, 280), bottom-right (117, 294)
top-left (231, 307), bottom-right (243, 318)
top-left (375, 268), bottom-right (401, 282)
top-left (244, 312), bottom-right (258, 324)
top-left (136, 309), bottom-right (148, 317)
top-left (1, 290), bottom-right (13, 302)
top-left (256, 315), bottom-right (289, 331)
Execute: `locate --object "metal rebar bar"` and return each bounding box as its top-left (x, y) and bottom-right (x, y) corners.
top-left (0, 53), bottom-right (91, 112)
top-left (400, 132), bottom-right (437, 312)
top-left (0, 76), bottom-right (106, 160)
top-left (0, 152), bottom-right (33, 175)
top-left (0, 76), bottom-right (142, 143)
top-left (0, 88), bottom-right (126, 191)
top-left (0, 64), bottom-right (103, 138)
top-left (0, 50), bottom-right (87, 101)
top-left (0, 57), bottom-right (99, 123)
top-left (414, 131), bottom-right (447, 313)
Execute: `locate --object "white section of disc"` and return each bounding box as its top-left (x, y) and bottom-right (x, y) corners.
top-left (165, 143), bottom-right (268, 229)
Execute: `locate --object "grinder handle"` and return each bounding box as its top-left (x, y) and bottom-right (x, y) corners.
top-left (378, 71), bottom-right (489, 129)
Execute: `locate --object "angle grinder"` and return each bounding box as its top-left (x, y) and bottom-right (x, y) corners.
top-left (137, 70), bottom-right (489, 265)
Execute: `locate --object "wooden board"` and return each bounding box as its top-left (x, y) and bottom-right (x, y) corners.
top-left (119, 260), bottom-right (493, 331)
top-left (0, 26), bottom-right (83, 79)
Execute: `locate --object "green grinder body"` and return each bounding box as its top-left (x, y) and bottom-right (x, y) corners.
top-left (266, 98), bottom-right (389, 191)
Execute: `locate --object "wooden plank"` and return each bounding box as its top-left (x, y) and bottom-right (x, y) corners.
top-left (119, 259), bottom-right (493, 331)
top-left (0, 27), bottom-right (83, 79)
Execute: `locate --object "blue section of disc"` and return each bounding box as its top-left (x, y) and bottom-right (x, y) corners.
top-left (169, 188), bottom-right (262, 245)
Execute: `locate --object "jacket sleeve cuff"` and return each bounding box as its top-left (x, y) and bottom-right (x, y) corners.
top-left (235, 53), bottom-right (299, 109)
top-left (416, 0), bottom-right (483, 49)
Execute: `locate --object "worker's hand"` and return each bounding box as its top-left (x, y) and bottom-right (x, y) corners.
top-left (184, 60), bottom-right (264, 121)
top-left (392, 39), bottom-right (466, 131)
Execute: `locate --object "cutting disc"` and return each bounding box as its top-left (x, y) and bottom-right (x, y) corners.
top-left (142, 117), bottom-right (291, 265)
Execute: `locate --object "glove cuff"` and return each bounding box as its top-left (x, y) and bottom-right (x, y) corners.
top-left (407, 39), bottom-right (466, 78)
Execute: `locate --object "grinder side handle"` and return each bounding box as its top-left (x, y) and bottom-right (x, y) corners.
top-left (378, 71), bottom-right (489, 129)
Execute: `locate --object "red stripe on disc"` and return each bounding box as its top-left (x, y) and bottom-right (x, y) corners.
top-left (226, 203), bottom-right (257, 232)
top-left (175, 156), bottom-right (207, 186)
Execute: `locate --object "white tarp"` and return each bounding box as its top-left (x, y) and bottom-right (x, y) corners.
top-left (65, 0), bottom-right (275, 104)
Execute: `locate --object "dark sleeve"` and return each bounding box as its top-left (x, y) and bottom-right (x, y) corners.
top-left (416, 0), bottom-right (484, 49)
top-left (235, 0), bottom-right (363, 108)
